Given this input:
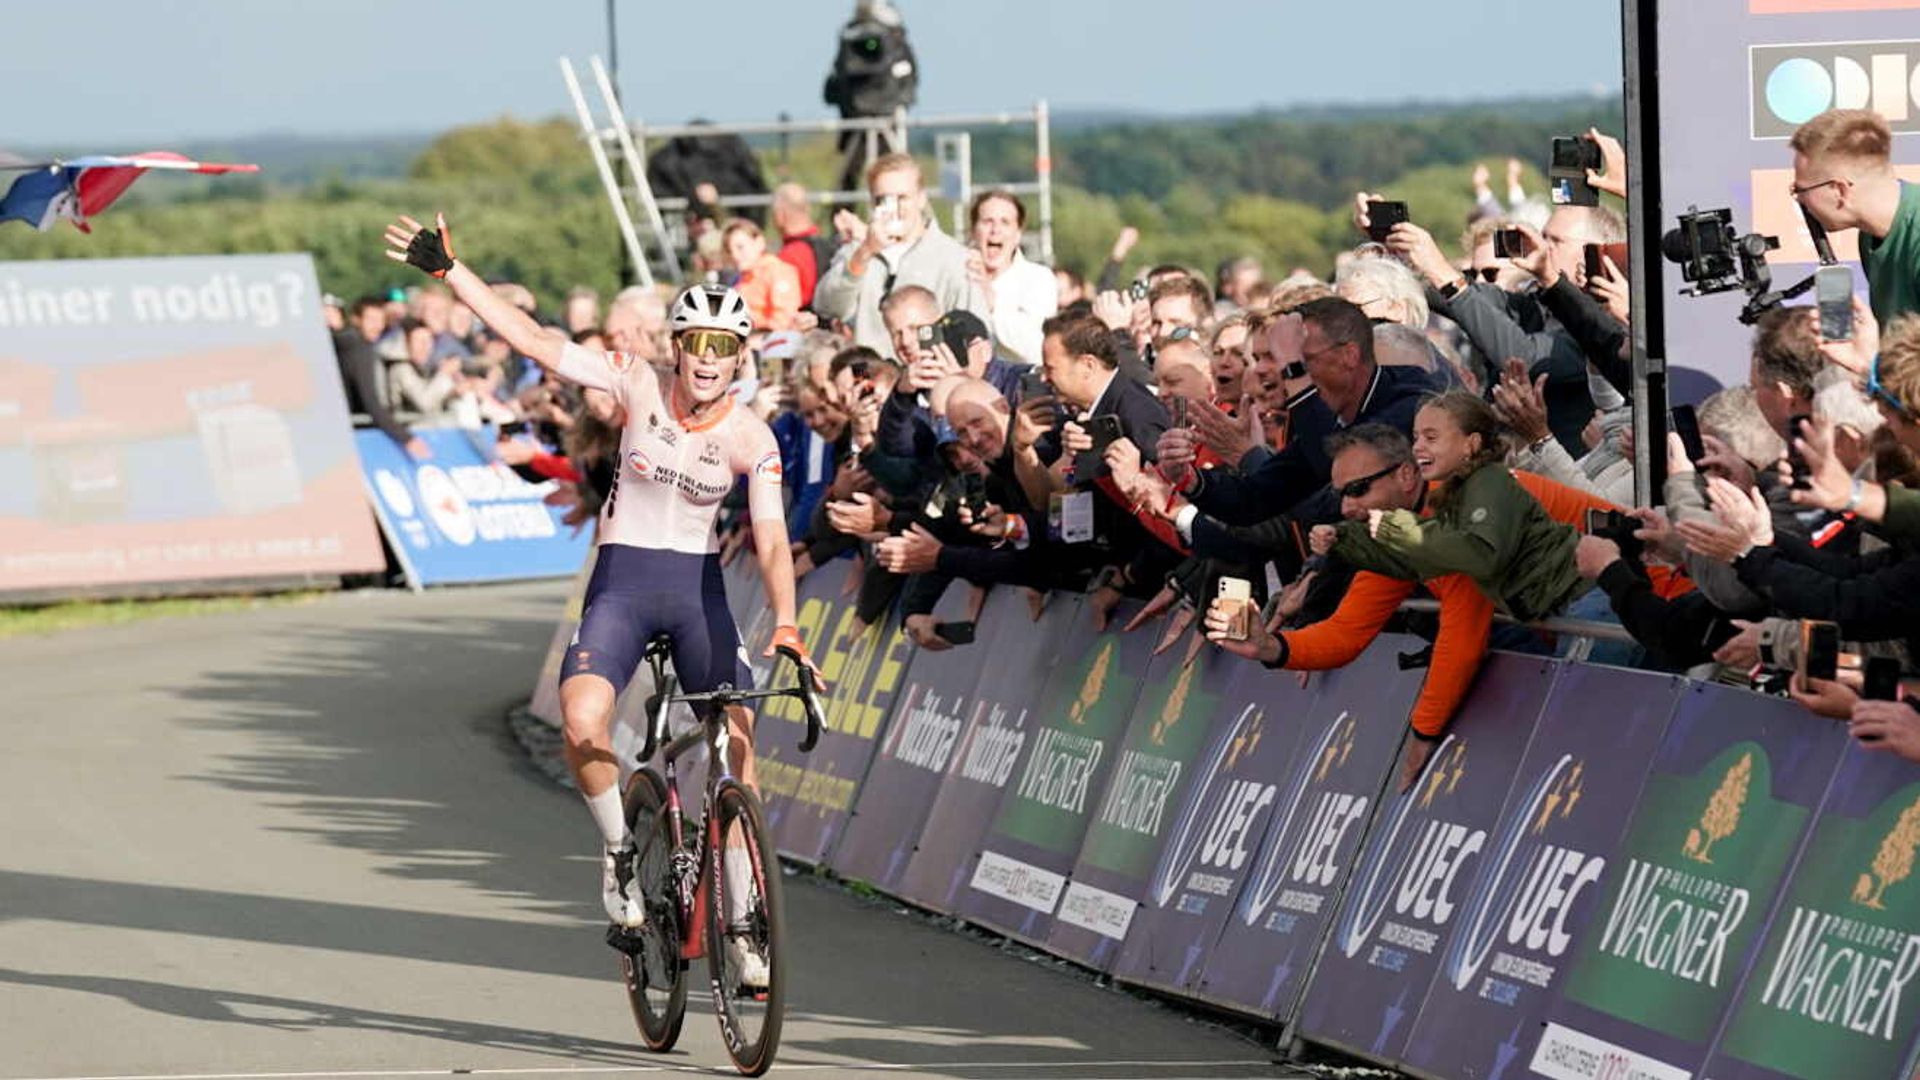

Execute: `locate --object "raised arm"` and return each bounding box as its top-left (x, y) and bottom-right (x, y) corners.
top-left (383, 213), bottom-right (567, 372)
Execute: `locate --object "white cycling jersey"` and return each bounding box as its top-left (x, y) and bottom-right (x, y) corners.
top-left (555, 340), bottom-right (785, 554)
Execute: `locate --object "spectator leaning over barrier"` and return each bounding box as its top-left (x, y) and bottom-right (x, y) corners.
top-left (724, 218), bottom-right (803, 332)
top-left (1011, 312), bottom-right (1180, 615)
top-left (814, 152), bottom-right (980, 354)
top-left (1327, 390), bottom-right (1589, 623)
top-left (1159, 298), bottom-right (1440, 543)
top-left (1792, 109), bottom-right (1920, 325)
top-left (966, 190), bottom-right (1056, 367)
top-left (389, 318), bottom-right (463, 418)
top-left (1202, 425), bottom-right (1492, 789)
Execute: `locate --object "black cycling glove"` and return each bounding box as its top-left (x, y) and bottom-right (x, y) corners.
top-left (404, 223), bottom-right (457, 279)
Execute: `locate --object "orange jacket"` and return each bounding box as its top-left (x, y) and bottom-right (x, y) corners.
top-left (1278, 470), bottom-right (1691, 738)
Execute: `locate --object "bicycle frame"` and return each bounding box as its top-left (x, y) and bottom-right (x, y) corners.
top-left (642, 644), bottom-right (817, 962)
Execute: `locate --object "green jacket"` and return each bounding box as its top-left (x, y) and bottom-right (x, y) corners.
top-left (1332, 463), bottom-right (1584, 622)
top-left (1884, 483), bottom-right (1920, 545)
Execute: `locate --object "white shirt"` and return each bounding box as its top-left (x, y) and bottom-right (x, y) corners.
top-left (985, 250), bottom-right (1058, 367)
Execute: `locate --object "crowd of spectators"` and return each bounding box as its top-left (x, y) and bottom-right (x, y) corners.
top-left (331, 106), bottom-right (1920, 776)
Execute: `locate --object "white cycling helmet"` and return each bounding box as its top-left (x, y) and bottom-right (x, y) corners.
top-left (669, 283), bottom-right (753, 338)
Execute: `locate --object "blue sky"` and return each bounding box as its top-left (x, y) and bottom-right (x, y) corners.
top-left (5, 1), bottom-right (1623, 145)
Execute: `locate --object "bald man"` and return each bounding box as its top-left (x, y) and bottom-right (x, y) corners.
top-left (773, 182), bottom-right (832, 308)
top-left (1153, 335), bottom-right (1216, 406)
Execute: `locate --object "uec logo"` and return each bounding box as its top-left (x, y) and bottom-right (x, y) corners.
top-left (1752, 41), bottom-right (1920, 139)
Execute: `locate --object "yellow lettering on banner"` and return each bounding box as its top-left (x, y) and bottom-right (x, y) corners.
top-left (834, 618), bottom-right (884, 736)
top-left (818, 607), bottom-right (864, 733)
top-left (759, 758), bottom-right (802, 798)
top-left (859, 630), bottom-right (911, 739)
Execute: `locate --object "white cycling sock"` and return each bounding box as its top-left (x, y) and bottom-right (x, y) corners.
top-left (724, 846), bottom-right (755, 924)
top-left (585, 787), bottom-right (629, 849)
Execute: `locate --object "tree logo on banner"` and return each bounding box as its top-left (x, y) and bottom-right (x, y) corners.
top-left (1151, 661), bottom-right (1197, 746)
top-left (1070, 642), bottom-right (1114, 726)
top-left (1856, 795), bottom-right (1920, 910)
top-left (1685, 752), bottom-right (1752, 864)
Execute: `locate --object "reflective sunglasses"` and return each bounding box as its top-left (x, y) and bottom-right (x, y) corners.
top-left (1335, 461), bottom-right (1403, 500)
top-left (1869, 353), bottom-right (1916, 422)
top-left (677, 329), bottom-right (745, 358)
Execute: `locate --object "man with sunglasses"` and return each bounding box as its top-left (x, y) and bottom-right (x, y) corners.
top-left (384, 215), bottom-right (822, 960)
top-left (1791, 109), bottom-right (1920, 325)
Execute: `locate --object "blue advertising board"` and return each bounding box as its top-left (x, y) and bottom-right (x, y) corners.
top-left (354, 427), bottom-right (594, 587)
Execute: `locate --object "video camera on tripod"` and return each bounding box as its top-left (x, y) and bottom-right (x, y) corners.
top-left (1661, 203), bottom-right (1836, 325)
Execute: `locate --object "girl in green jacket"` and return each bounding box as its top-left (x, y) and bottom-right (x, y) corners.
top-left (1332, 390), bottom-right (1587, 622)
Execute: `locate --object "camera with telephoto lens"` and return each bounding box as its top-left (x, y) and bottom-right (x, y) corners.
top-left (1661, 206), bottom-right (1784, 325)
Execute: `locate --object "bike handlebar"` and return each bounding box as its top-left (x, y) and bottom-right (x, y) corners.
top-left (776, 645), bottom-right (825, 754)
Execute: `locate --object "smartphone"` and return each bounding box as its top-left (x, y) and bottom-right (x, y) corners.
top-left (1018, 367), bottom-right (1052, 403)
top-left (1802, 620), bottom-right (1841, 682)
top-left (1282, 360), bottom-right (1308, 382)
top-left (959, 471), bottom-right (988, 516)
top-left (1670, 404), bottom-right (1707, 466)
top-left (1864, 656), bottom-right (1903, 702)
top-left (1365, 200), bottom-right (1409, 243)
top-left (1127, 280), bottom-right (1150, 302)
top-left (932, 621), bottom-right (977, 646)
top-left (1169, 395), bottom-right (1189, 430)
top-left (1585, 507), bottom-right (1623, 536)
top-left (1787, 413), bottom-right (1814, 490)
top-left (1549, 136), bottom-right (1601, 207)
top-left (875, 194), bottom-right (905, 242)
top-left (499, 420), bottom-right (529, 438)
top-left (1583, 244), bottom-right (1605, 283)
top-left (1816, 264), bottom-right (1854, 341)
top-left (1493, 228), bottom-right (1526, 259)
top-left (1081, 414), bottom-right (1125, 455)
top-left (1217, 576), bottom-right (1254, 641)
top-left (916, 324), bottom-right (937, 348)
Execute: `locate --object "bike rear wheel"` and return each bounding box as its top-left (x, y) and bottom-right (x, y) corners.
top-left (620, 767), bottom-right (686, 1052)
top-left (705, 780), bottom-right (786, 1076)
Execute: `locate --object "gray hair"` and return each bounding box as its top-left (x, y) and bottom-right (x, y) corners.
top-left (1324, 422), bottom-right (1413, 467)
top-left (1335, 256), bottom-right (1429, 329)
top-left (1371, 322), bottom-right (1435, 371)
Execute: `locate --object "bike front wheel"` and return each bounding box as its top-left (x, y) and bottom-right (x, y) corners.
top-left (704, 780), bottom-right (787, 1076)
top-left (620, 767), bottom-right (686, 1052)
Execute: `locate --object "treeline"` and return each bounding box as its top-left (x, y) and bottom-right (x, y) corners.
top-left (0, 97), bottom-right (1620, 310)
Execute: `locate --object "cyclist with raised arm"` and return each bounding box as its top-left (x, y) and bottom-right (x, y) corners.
top-left (383, 215), bottom-right (822, 979)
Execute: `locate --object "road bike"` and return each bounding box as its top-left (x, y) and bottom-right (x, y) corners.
top-left (606, 632), bottom-right (824, 1077)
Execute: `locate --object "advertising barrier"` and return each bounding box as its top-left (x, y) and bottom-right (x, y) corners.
top-left (510, 566), bottom-right (1920, 1079)
top-left (750, 557), bottom-right (913, 865)
top-left (355, 427), bottom-right (593, 588)
top-left (1190, 645), bottom-right (1422, 1017)
top-left (896, 591), bottom-right (1083, 914)
top-left (0, 254), bottom-right (384, 597)
top-left (828, 585), bottom-right (986, 893)
top-left (955, 601), bottom-right (1156, 947)
top-left (1532, 684), bottom-right (1849, 1079)
top-left (1398, 664), bottom-right (1683, 1080)
top-left (1044, 643), bottom-right (1240, 972)
top-left (1705, 741), bottom-right (1920, 1080)
top-left (1295, 655), bottom-right (1558, 1058)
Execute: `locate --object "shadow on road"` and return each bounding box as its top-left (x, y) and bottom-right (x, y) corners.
top-left (0, 966), bottom-right (658, 1067)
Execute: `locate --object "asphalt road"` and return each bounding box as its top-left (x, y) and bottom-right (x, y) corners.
top-left (0, 582), bottom-right (1299, 1080)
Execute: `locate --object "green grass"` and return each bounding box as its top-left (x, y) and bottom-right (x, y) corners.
top-left (0, 591), bottom-right (329, 638)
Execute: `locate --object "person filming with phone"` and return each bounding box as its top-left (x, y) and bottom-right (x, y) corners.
top-left (814, 152), bottom-right (981, 355)
top-left (1791, 109), bottom-right (1920, 325)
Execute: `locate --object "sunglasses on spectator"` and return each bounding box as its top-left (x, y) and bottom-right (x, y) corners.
top-left (1869, 354), bottom-right (1916, 421)
top-left (1335, 461), bottom-right (1402, 499)
top-left (1468, 267), bottom-right (1501, 283)
top-left (677, 329), bottom-right (745, 358)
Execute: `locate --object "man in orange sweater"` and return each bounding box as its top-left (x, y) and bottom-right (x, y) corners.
top-left (1194, 424), bottom-right (1685, 788)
